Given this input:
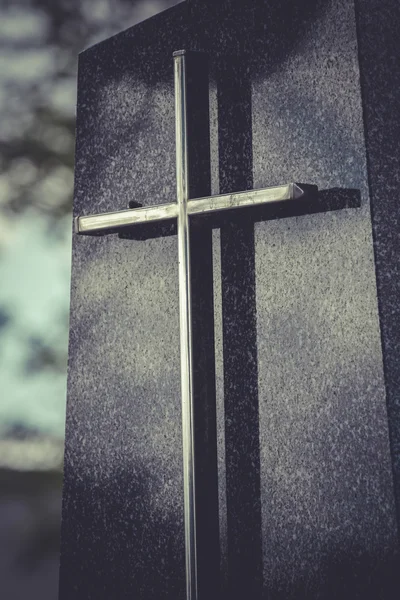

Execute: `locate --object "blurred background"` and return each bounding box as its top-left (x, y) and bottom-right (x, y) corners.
top-left (0, 1), bottom-right (180, 598)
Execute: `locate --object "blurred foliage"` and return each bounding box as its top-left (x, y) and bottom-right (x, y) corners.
top-left (0, 0), bottom-right (179, 380)
top-left (0, 306), bottom-right (10, 329)
top-left (0, 465), bottom-right (63, 568)
top-left (24, 334), bottom-right (68, 375)
top-left (0, 0), bottom-right (179, 221)
top-left (0, 465), bottom-right (63, 498)
top-left (0, 0), bottom-right (179, 576)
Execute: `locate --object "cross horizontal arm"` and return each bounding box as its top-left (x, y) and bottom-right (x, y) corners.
top-left (74, 182), bottom-right (317, 234)
top-left (187, 182), bottom-right (309, 216)
top-left (74, 202), bottom-right (178, 234)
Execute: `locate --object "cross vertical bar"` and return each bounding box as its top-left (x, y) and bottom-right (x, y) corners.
top-left (174, 50), bottom-right (198, 600)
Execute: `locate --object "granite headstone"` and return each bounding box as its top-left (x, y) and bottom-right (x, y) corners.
top-left (59, 0), bottom-right (400, 598)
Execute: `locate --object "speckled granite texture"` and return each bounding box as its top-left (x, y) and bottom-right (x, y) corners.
top-left (60, 1), bottom-right (400, 599)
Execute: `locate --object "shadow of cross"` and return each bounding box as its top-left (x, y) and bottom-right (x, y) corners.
top-left (74, 50), bottom-right (318, 600)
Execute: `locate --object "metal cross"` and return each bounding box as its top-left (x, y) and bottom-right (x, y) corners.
top-left (74, 50), bottom-right (317, 600)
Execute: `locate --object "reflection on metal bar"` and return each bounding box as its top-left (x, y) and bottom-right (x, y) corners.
top-left (187, 182), bottom-right (305, 215)
top-left (74, 202), bottom-right (178, 234)
top-left (74, 183), bottom-right (310, 235)
top-left (174, 50), bottom-right (198, 600)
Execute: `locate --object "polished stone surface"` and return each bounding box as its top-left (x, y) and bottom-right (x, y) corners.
top-left (60, 1), bottom-right (400, 598)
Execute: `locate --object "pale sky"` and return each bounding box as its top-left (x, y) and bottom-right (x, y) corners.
top-left (0, 211), bottom-right (72, 436)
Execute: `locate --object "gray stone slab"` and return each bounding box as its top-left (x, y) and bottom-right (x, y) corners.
top-left (251, 0), bottom-right (398, 595)
top-left (60, 7), bottom-right (189, 600)
top-left (60, 1), bottom-right (400, 598)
